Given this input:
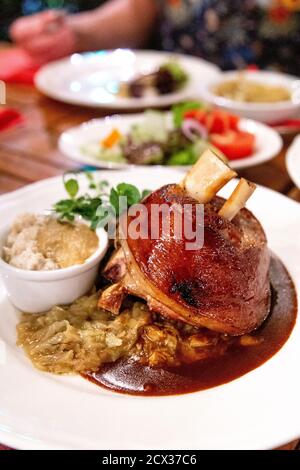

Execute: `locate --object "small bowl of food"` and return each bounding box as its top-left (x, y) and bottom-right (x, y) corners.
top-left (0, 213), bottom-right (108, 313)
top-left (199, 70), bottom-right (300, 124)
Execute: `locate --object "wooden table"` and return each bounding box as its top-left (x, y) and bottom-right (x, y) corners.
top-left (0, 79), bottom-right (299, 451)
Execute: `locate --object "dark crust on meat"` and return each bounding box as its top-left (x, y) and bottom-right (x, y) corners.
top-left (125, 184), bottom-right (271, 335)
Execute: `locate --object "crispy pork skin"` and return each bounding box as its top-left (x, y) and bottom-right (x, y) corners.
top-left (115, 184), bottom-right (271, 336)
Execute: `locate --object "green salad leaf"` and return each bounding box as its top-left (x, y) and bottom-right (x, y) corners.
top-left (172, 101), bottom-right (204, 128)
top-left (166, 148), bottom-right (196, 166)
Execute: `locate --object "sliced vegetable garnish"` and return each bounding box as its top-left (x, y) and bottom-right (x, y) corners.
top-left (205, 110), bottom-right (231, 133)
top-left (101, 128), bottom-right (122, 148)
top-left (210, 131), bottom-right (255, 160)
top-left (181, 119), bottom-right (208, 141)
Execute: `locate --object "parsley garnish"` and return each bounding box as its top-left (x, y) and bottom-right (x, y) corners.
top-left (53, 171), bottom-right (150, 230)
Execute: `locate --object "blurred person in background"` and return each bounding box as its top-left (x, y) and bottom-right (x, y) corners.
top-left (0, 1), bottom-right (102, 41)
top-left (9, 0), bottom-right (300, 74)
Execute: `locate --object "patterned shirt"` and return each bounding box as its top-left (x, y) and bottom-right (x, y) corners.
top-left (157, 0), bottom-right (300, 73)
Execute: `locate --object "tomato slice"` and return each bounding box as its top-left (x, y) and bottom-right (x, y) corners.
top-left (183, 108), bottom-right (241, 133)
top-left (228, 114), bottom-right (240, 130)
top-left (206, 110), bottom-right (232, 133)
top-left (183, 109), bottom-right (206, 124)
top-left (210, 131), bottom-right (255, 160)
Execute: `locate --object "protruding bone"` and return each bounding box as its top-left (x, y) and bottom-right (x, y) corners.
top-left (218, 178), bottom-right (256, 221)
top-left (182, 149), bottom-right (236, 203)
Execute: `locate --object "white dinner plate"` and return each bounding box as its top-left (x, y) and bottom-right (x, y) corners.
top-left (286, 135), bottom-right (300, 189)
top-left (0, 168), bottom-right (299, 450)
top-left (59, 113), bottom-right (282, 171)
top-left (35, 49), bottom-right (220, 109)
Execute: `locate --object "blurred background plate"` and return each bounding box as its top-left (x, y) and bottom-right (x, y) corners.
top-left (58, 113), bottom-right (283, 170)
top-left (35, 49), bottom-right (220, 109)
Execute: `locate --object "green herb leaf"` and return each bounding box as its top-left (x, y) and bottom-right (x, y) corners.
top-left (64, 178), bottom-right (79, 199)
top-left (77, 197), bottom-right (102, 220)
top-left (95, 204), bottom-right (112, 218)
top-left (90, 217), bottom-right (100, 231)
top-left (141, 189), bottom-right (151, 199)
top-left (54, 199), bottom-right (76, 213)
top-left (92, 205), bottom-right (115, 230)
top-left (53, 174), bottom-right (146, 230)
top-left (109, 184), bottom-right (141, 215)
top-left (116, 183), bottom-right (141, 206)
top-left (109, 187), bottom-right (120, 214)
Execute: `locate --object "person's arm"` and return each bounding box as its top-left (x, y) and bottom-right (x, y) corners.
top-left (69, 0), bottom-right (158, 51)
top-left (10, 0), bottom-right (158, 63)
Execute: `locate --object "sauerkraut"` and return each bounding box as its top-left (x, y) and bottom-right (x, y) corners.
top-left (17, 294), bottom-right (150, 374)
top-left (17, 293), bottom-right (255, 375)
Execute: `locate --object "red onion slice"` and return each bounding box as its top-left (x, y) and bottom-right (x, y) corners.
top-left (181, 118), bottom-right (208, 142)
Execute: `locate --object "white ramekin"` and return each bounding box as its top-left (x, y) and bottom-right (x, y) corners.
top-left (0, 223), bottom-right (108, 313)
top-left (198, 70), bottom-right (300, 124)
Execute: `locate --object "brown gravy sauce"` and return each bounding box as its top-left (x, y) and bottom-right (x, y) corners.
top-left (84, 255), bottom-right (297, 396)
